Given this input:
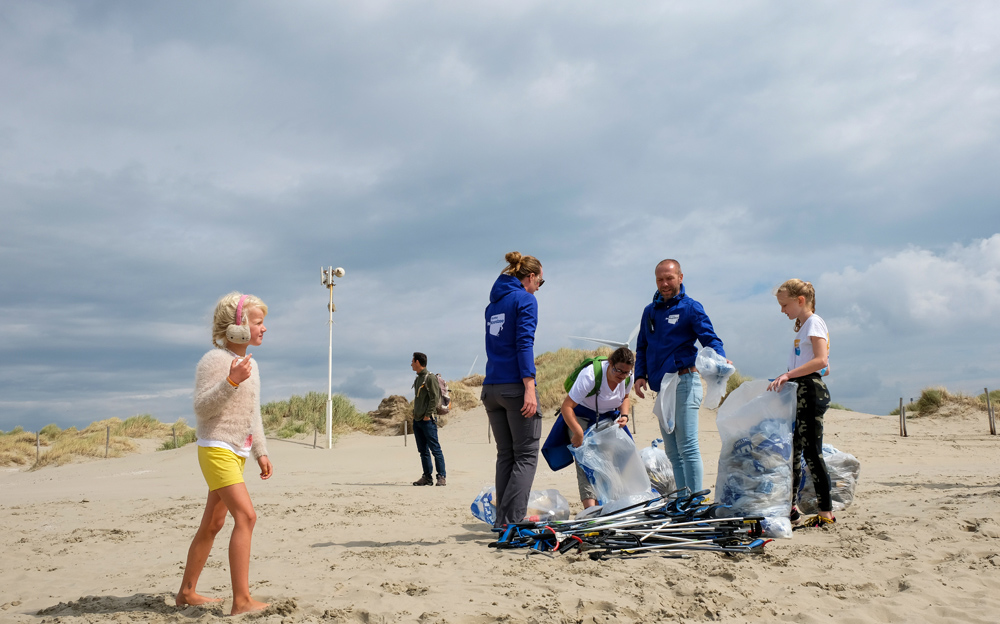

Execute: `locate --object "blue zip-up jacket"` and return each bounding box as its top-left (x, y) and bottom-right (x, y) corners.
top-left (484, 274), bottom-right (538, 384)
top-left (635, 284), bottom-right (725, 393)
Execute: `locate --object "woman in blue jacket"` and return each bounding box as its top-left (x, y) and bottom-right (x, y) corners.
top-left (483, 251), bottom-right (544, 526)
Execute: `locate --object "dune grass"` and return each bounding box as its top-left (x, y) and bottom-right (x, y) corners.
top-left (1, 415), bottom-right (201, 468)
top-left (890, 387), bottom-right (983, 416)
top-left (0, 428), bottom-right (39, 467)
top-left (261, 391), bottom-right (373, 439)
top-left (535, 347), bottom-right (613, 411)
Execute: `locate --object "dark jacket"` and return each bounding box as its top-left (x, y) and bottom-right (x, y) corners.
top-left (412, 369), bottom-right (441, 420)
top-left (484, 274), bottom-right (538, 384)
top-left (635, 284), bottom-right (725, 392)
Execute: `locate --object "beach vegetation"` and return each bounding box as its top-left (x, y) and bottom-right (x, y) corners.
top-left (535, 347), bottom-right (613, 411)
top-left (828, 403), bottom-right (853, 411)
top-left (718, 370), bottom-right (753, 405)
top-left (889, 387), bottom-right (983, 417)
top-left (262, 392), bottom-right (372, 439)
top-left (0, 428), bottom-right (39, 466)
top-left (159, 419), bottom-right (197, 450)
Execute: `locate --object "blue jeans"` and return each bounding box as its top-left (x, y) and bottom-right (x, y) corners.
top-left (413, 418), bottom-right (446, 478)
top-left (657, 373), bottom-right (703, 494)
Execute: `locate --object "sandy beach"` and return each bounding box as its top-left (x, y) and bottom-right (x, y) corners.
top-left (2, 392), bottom-right (999, 623)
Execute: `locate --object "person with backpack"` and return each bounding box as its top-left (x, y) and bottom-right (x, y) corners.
top-left (544, 346), bottom-right (634, 508)
top-left (634, 259), bottom-right (727, 497)
top-left (410, 352), bottom-right (447, 486)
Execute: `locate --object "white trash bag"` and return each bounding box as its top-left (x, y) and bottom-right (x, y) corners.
top-left (571, 423), bottom-right (654, 515)
top-left (696, 347), bottom-right (735, 410)
top-left (714, 380), bottom-right (797, 538)
top-left (653, 372), bottom-right (680, 434)
top-left (641, 439), bottom-right (676, 496)
top-left (796, 444), bottom-right (861, 514)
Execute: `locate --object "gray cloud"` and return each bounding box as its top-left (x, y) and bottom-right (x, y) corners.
top-left (2, 1), bottom-right (1000, 429)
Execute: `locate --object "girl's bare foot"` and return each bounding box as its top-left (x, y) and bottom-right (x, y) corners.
top-left (230, 598), bottom-right (269, 616)
top-left (175, 591), bottom-right (223, 606)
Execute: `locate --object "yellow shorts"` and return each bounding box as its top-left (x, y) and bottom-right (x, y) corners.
top-left (198, 446), bottom-right (246, 491)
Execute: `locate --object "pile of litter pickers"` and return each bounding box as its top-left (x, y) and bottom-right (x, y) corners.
top-left (488, 489), bottom-right (770, 560)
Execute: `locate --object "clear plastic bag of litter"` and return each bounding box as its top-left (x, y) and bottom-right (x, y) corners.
top-left (470, 485), bottom-right (571, 525)
top-left (571, 423), bottom-right (654, 514)
top-left (714, 379), bottom-right (797, 538)
top-left (641, 439), bottom-right (676, 496)
top-left (796, 444), bottom-right (861, 514)
top-left (696, 347), bottom-right (735, 410)
top-left (526, 489), bottom-right (571, 522)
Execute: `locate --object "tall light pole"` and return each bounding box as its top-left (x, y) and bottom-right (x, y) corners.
top-left (321, 266), bottom-right (345, 449)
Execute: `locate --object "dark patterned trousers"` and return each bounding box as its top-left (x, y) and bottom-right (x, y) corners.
top-left (793, 374), bottom-right (833, 512)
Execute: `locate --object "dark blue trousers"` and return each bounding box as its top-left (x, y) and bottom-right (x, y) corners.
top-left (413, 418), bottom-right (446, 477)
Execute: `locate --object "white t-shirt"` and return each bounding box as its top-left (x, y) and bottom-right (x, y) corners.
top-left (788, 314), bottom-right (830, 372)
top-left (198, 433), bottom-right (253, 459)
top-left (568, 360), bottom-right (633, 414)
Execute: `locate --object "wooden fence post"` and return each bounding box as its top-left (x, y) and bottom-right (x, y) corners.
top-left (36, 432), bottom-right (40, 463)
top-left (985, 388), bottom-right (996, 436)
top-left (899, 398), bottom-right (908, 437)
top-left (172, 427), bottom-right (177, 449)
top-left (313, 427), bottom-right (318, 449)
top-left (404, 419), bottom-right (408, 447)
top-left (105, 425), bottom-right (110, 458)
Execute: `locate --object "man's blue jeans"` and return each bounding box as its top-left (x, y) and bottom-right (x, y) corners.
top-left (657, 373), bottom-right (703, 494)
top-left (413, 418), bottom-right (446, 478)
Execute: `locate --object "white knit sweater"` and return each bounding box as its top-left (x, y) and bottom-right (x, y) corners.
top-left (194, 348), bottom-right (268, 460)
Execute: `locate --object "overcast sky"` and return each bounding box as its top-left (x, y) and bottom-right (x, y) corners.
top-left (2, 1), bottom-right (999, 431)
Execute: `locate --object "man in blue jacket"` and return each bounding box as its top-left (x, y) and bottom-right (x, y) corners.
top-left (634, 259), bottom-right (725, 495)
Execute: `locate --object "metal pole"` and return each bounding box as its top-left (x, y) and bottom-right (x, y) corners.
top-left (105, 425), bottom-right (110, 457)
top-left (327, 283), bottom-right (334, 450)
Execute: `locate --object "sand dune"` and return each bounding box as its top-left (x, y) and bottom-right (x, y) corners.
top-left (2, 392), bottom-right (999, 623)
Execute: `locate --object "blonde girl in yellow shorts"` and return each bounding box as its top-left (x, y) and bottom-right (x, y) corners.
top-left (176, 292), bottom-right (274, 616)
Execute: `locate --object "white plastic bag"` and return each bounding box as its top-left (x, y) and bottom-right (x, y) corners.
top-left (641, 439), bottom-right (676, 496)
top-left (653, 372), bottom-right (679, 434)
top-left (696, 347), bottom-right (735, 410)
top-left (571, 423), bottom-right (652, 510)
top-left (714, 380), bottom-right (797, 538)
top-left (796, 445), bottom-right (861, 514)
top-left (526, 488), bottom-right (571, 522)
top-left (470, 486), bottom-right (571, 525)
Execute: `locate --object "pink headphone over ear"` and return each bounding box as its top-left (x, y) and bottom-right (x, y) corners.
top-left (225, 295), bottom-right (252, 344)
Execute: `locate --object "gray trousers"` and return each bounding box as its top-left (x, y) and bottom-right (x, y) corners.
top-left (482, 383), bottom-right (541, 526)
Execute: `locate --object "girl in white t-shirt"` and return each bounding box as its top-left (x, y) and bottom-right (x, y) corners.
top-left (560, 346), bottom-right (634, 508)
top-left (767, 279), bottom-right (835, 528)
